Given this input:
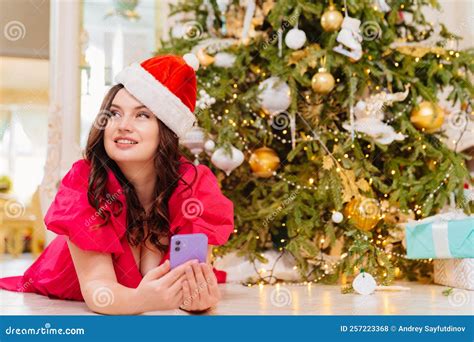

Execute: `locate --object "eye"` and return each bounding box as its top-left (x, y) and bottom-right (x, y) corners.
top-left (137, 111), bottom-right (151, 118)
top-left (109, 110), bottom-right (121, 117)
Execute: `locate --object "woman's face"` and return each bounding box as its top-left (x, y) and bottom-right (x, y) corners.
top-left (104, 88), bottom-right (159, 164)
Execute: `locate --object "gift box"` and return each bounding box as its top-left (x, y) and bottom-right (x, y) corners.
top-left (405, 212), bottom-right (474, 259)
top-left (433, 258), bottom-right (474, 291)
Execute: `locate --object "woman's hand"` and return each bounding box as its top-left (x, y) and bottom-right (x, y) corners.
top-left (180, 263), bottom-right (221, 313)
top-left (135, 259), bottom-right (198, 312)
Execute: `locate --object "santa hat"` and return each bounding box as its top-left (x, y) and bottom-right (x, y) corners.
top-left (114, 54), bottom-right (199, 138)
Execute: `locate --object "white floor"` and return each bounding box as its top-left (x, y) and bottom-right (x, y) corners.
top-left (1, 254), bottom-right (473, 315)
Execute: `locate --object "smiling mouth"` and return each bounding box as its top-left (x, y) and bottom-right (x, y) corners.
top-left (114, 139), bottom-right (138, 144)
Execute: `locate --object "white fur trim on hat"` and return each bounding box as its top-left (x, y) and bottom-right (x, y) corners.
top-left (114, 63), bottom-right (196, 138)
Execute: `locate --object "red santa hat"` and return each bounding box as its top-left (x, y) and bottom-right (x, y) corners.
top-left (114, 54), bottom-right (199, 138)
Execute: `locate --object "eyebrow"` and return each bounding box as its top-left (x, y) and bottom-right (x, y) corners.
top-left (110, 104), bottom-right (148, 110)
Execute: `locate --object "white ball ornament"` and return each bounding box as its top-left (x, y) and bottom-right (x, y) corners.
top-left (258, 77), bottom-right (291, 116)
top-left (331, 211), bottom-right (343, 223)
top-left (204, 139), bottom-right (216, 152)
top-left (285, 27), bottom-right (307, 50)
top-left (352, 271), bottom-right (377, 295)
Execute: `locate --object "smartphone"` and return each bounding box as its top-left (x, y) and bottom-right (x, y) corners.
top-left (169, 233), bottom-right (208, 269)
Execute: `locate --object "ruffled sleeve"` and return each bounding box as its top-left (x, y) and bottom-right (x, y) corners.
top-left (168, 159), bottom-right (234, 245)
top-left (44, 159), bottom-right (127, 254)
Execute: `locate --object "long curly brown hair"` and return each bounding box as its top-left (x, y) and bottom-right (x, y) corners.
top-left (84, 84), bottom-right (196, 253)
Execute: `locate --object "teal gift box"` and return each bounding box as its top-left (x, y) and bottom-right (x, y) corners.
top-left (405, 213), bottom-right (474, 259)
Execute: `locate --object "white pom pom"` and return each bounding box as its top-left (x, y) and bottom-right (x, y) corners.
top-left (183, 53), bottom-right (199, 71)
top-left (204, 139), bottom-right (215, 152)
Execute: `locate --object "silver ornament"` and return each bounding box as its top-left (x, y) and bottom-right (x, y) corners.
top-left (180, 126), bottom-right (205, 155)
top-left (211, 145), bottom-right (244, 176)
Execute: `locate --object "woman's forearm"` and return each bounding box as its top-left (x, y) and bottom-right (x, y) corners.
top-left (82, 280), bottom-right (149, 315)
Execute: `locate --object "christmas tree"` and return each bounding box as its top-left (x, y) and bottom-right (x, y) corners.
top-left (158, 0), bottom-right (473, 285)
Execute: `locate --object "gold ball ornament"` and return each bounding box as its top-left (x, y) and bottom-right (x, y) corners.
top-left (427, 159), bottom-right (438, 171)
top-left (311, 68), bottom-right (335, 94)
top-left (410, 101), bottom-right (445, 133)
top-left (249, 147), bottom-right (280, 178)
top-left (321, 5), bottom-right (343, 32)
top-left (197, 49), bottom-right (215, 67)
top-left (344, 197), bottom-right (381, 231)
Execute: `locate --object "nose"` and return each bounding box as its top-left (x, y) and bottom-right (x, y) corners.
top-left (116, 112), bottom-right (134, 132)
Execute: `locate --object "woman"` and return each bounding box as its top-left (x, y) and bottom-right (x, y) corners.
top-left (0, 55), bottom-right (234, 315)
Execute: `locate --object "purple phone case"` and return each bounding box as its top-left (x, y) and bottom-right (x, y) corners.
top-left (170, 233), bottom-right (208, 269)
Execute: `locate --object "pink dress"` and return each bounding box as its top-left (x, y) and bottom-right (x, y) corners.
top-left (0, 157), bottom-right (234, 301)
